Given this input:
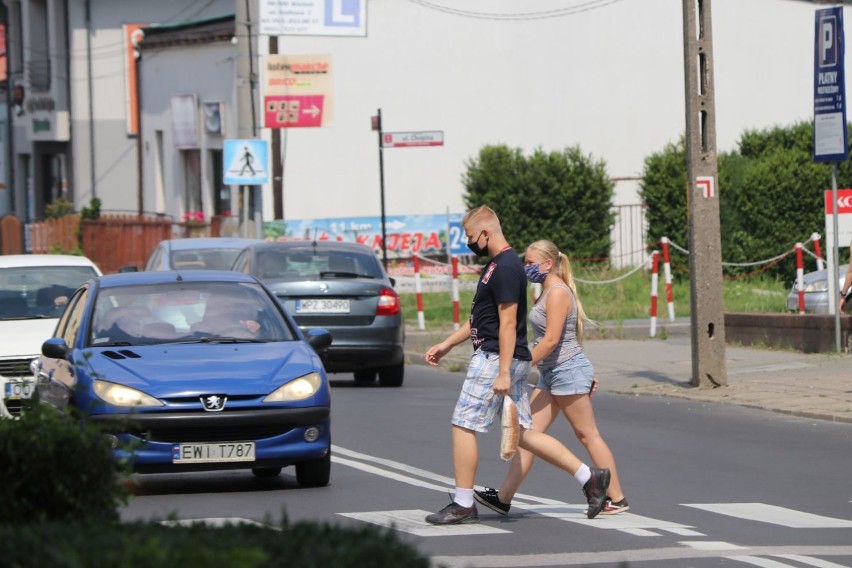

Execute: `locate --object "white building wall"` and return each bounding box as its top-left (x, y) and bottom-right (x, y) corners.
top-left (64, 0), bottom-right (232, 212)
top-left (263, 0), bottom-right (826, 223)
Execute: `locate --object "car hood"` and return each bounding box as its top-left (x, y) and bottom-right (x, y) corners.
top-left (0, 318), bottom-right (58, 358)
top-left (83, 342), bottom-right (321, 397)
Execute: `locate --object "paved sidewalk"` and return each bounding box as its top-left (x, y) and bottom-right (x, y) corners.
top-left (404, 322), bottom-right (852, 424)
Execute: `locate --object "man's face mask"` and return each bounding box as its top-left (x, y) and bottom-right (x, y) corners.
top-left (467, 230), bottom-right (489, 257)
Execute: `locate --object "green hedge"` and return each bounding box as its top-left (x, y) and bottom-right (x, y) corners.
top-left (0, 404), bottom-right (130, 524)
top-left (0, 520), bottom-right (432, 568)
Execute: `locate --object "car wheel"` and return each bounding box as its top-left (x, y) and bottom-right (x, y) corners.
top-left (378, 363), bottom-right (404, 387)
top-left (295, 451), bottom-right (331, 488)
top-left (353, 369), bottom-right (377, 385)
top-left (251, 467), bottom-right (282, 478)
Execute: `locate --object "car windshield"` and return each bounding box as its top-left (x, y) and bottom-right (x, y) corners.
top-left (89, 281), bottom-right (296, 346)
top-left (0, 265), bottom-right (97, 320)
top-left (169, 248), bottom-right (243, 270)
top-left (256, 249), bottom-right (383, 280)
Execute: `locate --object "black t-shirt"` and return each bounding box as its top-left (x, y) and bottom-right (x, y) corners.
top-left (469, 247), bottom-right (532, 361)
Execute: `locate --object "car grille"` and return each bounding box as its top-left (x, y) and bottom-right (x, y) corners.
top-left (1, 398), bottom-right (26, 417)
top-left (129, 423), bottom-right (294, 443)
top-left (0, 358), bottom-right (35, 378)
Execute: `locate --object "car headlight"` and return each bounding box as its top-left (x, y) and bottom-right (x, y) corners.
top-left (93, 380), bottom-right (163, 407)
top-left (263, 372), bottom-right (322, 403)
top-left (803, 282), bottom-right (828, 293)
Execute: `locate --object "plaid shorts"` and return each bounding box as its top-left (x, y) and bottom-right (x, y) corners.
top-left (451, 349), bottom-right (533, 433)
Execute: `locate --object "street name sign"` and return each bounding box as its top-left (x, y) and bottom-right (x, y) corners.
top-left (381, 131), bottom-right (444, 148)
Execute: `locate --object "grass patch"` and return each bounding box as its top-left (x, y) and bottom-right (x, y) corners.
top-left (400, 266), bottom-right (789, 326)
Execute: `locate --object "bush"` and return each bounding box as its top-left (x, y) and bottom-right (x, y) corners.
top-left (0, 404), bottom-right (130, 524)
top-left (0, 519), bottom-right (433, 568)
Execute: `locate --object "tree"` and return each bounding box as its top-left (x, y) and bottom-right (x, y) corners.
top-left (462, 145), bottom-right (615, 260)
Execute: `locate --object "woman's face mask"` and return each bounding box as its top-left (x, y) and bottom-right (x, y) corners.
top-left (524, 262), bottom-right (548, 283)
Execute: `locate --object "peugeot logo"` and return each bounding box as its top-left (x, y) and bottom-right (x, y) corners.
top-left (201, 394), bottom-right (227, 412)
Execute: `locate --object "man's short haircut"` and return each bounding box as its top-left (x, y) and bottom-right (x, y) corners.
top-left (462, 205), bottom-right (502, 233)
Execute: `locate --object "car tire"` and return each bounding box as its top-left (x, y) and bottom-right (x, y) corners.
top-left (296, 451), bottom-right (331, 488)
top-left (251, 467), bottom-right (282, 478)
top-left (353, 369), bottom-right (377, 385)
top-left (378, 363), bottom-right (404, 387)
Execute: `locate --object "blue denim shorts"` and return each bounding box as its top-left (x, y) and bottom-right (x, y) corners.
top-left (451, 349), bottom-right (532, 433)
top-left (536, 352), bottom-right (595, 396)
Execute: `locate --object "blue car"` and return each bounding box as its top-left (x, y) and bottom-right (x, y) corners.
top-left (33, 270), bottom-right (333, 486)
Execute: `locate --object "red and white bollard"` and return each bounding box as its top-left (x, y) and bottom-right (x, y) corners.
top-left (413, 255), bottom-right (425, 329)
top-left (661, 237), bottom-right (675, 322)
top-left (811, 232), bottom-right (825, 271)
top-left (451, 256), bottom-right (460, 330)
top-left (650, 251), bottom-right (660, 337)
top-left (795, 243), bottom-right (805, 314)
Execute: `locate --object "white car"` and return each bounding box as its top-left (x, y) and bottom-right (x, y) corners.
top-left (0, 254), bottom-right (101, 418)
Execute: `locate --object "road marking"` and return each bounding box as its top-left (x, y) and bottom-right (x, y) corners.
top-left (728, 363), bottom-right (814, 375)
top-left (430, 546), bottom-right (852, 567)
top-left (522, 503), bottom-right (700, 537)
top-left (773, 554), bottom-right (851, 567)
top-left (159, 517), bottom-right (268, 528)
top-left (681, 541), bottom-right (748, 550)
top-left (338, 510), bottom-right (510, 537)
top-left (685, 503), bottom-right (852, 528)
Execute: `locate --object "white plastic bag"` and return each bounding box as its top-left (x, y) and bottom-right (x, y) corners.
top-left (500, 396), bottom-right (520, 461)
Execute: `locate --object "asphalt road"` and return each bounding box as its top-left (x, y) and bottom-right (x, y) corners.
top-left (120, 364), bottom-right (852, 568)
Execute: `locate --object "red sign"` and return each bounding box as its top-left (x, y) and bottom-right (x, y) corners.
top-left (824, 189), bottom-right (852, 213)
top-left (382, 131), bottom-right (444, 148)
top-left (264, 95), bottom-right (324, 128)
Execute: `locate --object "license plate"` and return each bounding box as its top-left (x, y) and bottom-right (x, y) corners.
top-left (296, 299), bottom-right (350, 313)
top-left (4, 380), bottom-right (34, 400)
top-left (172, 442), bottom-right (256, 464)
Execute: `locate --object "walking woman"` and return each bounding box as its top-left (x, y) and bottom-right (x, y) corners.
top-left (475, 239), bottom-right (629, 516)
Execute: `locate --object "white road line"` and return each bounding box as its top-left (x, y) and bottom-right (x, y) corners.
top-left (430, 546), bottom-right (852, 568)
top-left (159, 518), bottom-right (268, 528)
top-left (772, 554), bottom-right (852, 568)
top-left (681, 541), bottom-right (749, 550)
top-left (685, 503), bottom-right (852, 528)
top-left (338, 510), bottom-right (510, 537)
top-left (725, 556), bottom-right (800, 567)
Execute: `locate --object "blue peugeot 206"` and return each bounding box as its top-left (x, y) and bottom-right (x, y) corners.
top-left (33, 270), bottom-right (333, 487)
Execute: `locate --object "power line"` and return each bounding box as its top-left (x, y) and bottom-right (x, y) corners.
top-left (406, 0), bottom-right (627, 21)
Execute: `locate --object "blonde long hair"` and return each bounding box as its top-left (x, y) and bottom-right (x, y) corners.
top-left (527, 239), bottom-right (590, 340)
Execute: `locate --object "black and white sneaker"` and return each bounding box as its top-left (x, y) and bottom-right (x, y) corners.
top-left (474, 487), bottom-right (511, 515)
top-left (601, 497), bottom-right (630, 515)
top-left (425, 502), bottom-right (479, 525)
top-left (582, 467), bottom-right (611, 519)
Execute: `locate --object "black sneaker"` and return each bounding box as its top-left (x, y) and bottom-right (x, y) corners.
top-left (582, 468), bottom-right (611, 519)
top-left (601, 497), bottom-right (630, 515)
top-left (425, 502), bottom-right (479, 525)
top-left (474, 487), bottom-right (511, 515)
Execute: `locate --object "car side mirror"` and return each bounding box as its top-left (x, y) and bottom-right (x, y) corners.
top-left (42, 337), bottom-right (69, 359)
top-left (306, 328), bottom-right (332, 353)
top-left (118, 265), bottom-right (139, 273)
top-left (389, 276), bottom-right (396, 287)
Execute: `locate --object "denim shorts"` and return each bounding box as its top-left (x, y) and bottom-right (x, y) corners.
top-left (536, 352), bottom-right (595, 396)
top-left (451, 349), bottom-right (532, 433)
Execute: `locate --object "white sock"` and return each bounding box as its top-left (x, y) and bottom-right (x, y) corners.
top-left (454, 487), bottom-right (474, 508)
top-left (574, 464), bottom-right (591, 486)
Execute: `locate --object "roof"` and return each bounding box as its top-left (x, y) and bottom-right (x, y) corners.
top-left (96, 270), bottom-right (258, 289)
top-left (0, 254), bottom-right (101, 272)
top-left (243, 241), bottom-right (377, 254)
top-left (138, 14), bottom-right (235, 49)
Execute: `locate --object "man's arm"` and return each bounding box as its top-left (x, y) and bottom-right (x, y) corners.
top-left (425, 321), bottom-right (471, 366)
top-left (493, 301), bottom-right (518, 394)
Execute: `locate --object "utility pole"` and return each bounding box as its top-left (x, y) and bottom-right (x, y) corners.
top-left (682, 0), bottom-right (727, 388)
top-left (270, 35), bottom-right (284, 220)
top-left (236, 0), bottom-right (258, 235)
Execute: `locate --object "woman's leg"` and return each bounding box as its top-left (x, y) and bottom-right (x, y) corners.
top-left (497, 388), bottom-right (560, 502)
top-left (556, 393), bottom-right (625, 502)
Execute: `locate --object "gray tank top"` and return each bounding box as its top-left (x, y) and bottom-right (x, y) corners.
top-left (528, 284), bottom-right (582, 368)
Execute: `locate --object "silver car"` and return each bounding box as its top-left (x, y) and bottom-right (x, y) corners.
top-left (786, 264), bottom-right (850, 314)
top-left (231, 241), bottom-right (406, 387)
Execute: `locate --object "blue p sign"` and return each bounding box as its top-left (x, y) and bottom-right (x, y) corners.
top-left (820, 15), bottom-right (838, 68)
top-left (325, 0), bottom-right (361, 28)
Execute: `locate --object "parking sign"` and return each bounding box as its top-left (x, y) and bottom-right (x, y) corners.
top-left (813, 7), bottom-right (848, 163)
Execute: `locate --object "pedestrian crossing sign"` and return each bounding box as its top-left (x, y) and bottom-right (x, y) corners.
top-left (224, 139), bottom-right (269, 185)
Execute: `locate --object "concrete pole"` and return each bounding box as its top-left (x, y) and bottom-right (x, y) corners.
top-left (682, 0), bottom-right (728, 388)
top-left (236, 0), bottom-right (258, 236)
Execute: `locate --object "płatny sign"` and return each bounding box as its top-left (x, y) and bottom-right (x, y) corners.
top-left (381, 131), bottom-right (444, 148)
top-left (813, 7), bottom-right (848, 163)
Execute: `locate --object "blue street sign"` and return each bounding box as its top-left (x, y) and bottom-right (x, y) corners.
top-left (814, 7), bottom-right (848, 163)
top-left (224, 139), bottom-right (269, 185)
top-left (448, 221), bottom-right (469, 255)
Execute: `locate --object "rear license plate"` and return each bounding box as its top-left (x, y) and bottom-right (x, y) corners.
top-left (172, 442), bottom-right (256, 464)
top-left (4, 380), bottom-right (34, 400)
top-left (296, 299), bottom-right (350, 313)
